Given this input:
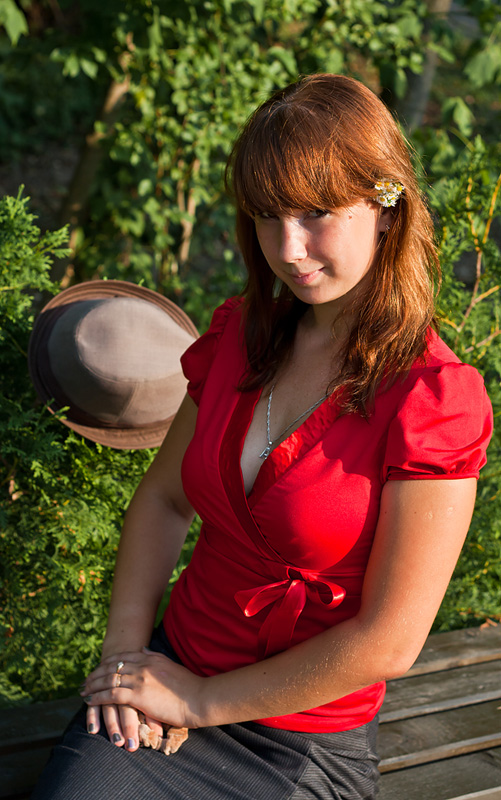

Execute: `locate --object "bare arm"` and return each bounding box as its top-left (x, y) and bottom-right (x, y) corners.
top-left (102, 393), bottom-right (197, 657)
top-left (199, 476), bottom-right (478, 724)
top-left (84, 477), bottom-right (477, 728)
top-left (86, 393), bottom-right (197, 746)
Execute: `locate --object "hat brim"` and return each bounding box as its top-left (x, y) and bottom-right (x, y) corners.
top-left (28, 280), bottom-right (199, 450)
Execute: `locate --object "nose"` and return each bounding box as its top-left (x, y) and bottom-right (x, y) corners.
top-left (278, 218), bottom-right (308, 263)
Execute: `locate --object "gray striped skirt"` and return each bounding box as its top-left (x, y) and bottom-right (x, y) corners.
top-left (31, 628), bottom-right (380, 800)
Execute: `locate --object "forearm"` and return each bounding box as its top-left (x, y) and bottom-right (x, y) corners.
top-left (196, 478), bottom-right (477, 728)
top-left (195, 614), bottom-right (390, 727)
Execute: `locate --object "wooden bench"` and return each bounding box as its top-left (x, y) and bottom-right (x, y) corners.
top-left (378, 624), bottom-right (501, 799)
top-left (1, 625), bottom-right (500, 799)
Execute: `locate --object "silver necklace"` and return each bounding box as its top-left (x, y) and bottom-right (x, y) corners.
top-left (259, 383), bottom-right (327, 460)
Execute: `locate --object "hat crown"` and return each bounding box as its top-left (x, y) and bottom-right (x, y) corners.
top-left (48, 297), bottom-right (194, 427)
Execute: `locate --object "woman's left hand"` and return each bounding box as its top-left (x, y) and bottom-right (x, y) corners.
top-left (81, 649), bottom-right (206, 730)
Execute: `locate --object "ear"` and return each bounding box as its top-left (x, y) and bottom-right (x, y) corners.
top-left (377, 208), bottom-right (393, 234)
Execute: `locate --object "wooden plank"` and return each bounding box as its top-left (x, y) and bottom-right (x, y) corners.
top-left (0, 746), bottom-right (52, 799)
top-left (381, 660), bottom-right (501, 722)
top-left (381, 734), bottom-right (501, 772)
top-left (378, 699), bottom-right (501, 771)
top-left (406, 625), bottom-right (501, 678)
top-left (448, 790), bottom-right (501, 800)
top-left (0, 696), bottom-right (81, 754)
top-left (379, 746), bottom-right (501, 800)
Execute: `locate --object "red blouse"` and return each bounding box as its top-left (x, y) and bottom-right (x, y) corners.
top-left (163, 297), bottom-right (493, 732)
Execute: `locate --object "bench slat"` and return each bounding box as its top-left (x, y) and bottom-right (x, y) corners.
top-left (0, 697), bottom-right (81, 755)
top-left (0, 748), bottom-right (53, 800)
top-left (406, 625), bottom-right (501, 677)
top-left (379, 698), bottom-right (501, 769)
top-left (379, 746), bottom-right (501, 800)
top-left (447, 790), bottom-right (501, 800)
top-left (381, 660), bottom-right (501, 722)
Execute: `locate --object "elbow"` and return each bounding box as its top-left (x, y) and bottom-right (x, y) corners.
top-left (374, 640), bottom-right (423, 681)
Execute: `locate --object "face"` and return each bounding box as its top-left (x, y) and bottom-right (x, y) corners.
top-left (254, 200), bottom-right (390, 313)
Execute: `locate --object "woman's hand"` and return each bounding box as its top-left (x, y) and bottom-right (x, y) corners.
top-left (86, 698), bottom-right (163, 752)
top-left (85, 648), bottom-right (165, 751)
top-left (81, 649), bottom-right (206, 731)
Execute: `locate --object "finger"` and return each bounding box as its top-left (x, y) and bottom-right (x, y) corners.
top-left (102, 703), bottom-right (125, 746)
top-left (83, 685), bottom-right (132, 710)
top-left (86, 704), bottom-right (101, 735)
top-left (144, 714), bottom-right (163, 738)
top-left (119, 705), bottom-right (141, 752)
top-left (83, 667), bottom-right (133, 697)
top-left (85, 653), bottom-right (146, 685)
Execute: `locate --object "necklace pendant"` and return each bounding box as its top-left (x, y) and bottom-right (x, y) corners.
top-left (259, 445), bottom-right (272, 460)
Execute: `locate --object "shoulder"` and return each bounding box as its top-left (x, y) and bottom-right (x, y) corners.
top-left (403, 328), bottom-right (489, 405)
top-left (180, 297), bottom-right (244, 406)
top-left (381, 329), bottom-right (493, 481)
top-left (204, 296), bottom-right (245, 335)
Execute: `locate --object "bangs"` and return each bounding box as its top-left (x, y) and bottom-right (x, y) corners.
top-left (230, 104), bottom-right (361, 216)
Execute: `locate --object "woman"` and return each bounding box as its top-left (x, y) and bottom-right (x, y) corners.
top-left (32, 74), bottom-right (492, 800)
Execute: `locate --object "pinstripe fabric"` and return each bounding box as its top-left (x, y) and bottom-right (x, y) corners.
top-left (31, 708), bottom-right (379, 800)
top-left (31, 627), bottom-right (379, 800)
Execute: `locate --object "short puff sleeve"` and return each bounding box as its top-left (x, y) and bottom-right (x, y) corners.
top-left (180, 297), bottom-right (242, 406)
top-left (383, 363), bottom-right (493, 481)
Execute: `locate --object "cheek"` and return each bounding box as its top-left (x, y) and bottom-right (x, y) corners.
top-left (255, 229), bottom-right (273, 262)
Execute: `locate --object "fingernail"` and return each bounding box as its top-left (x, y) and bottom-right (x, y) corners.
top-left (87, 723), bottom-right (95, 733)
top-left (83, 695), bottom-right (92, 703)
top-left (127, 738), bottom-right (135, 750)
top-left (112, 733), bottom-right (121, 744)
top-left (79, 683), bottom-right (86, 691)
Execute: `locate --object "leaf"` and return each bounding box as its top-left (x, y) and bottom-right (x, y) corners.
top-left (464, 44), bottom-right (501, 88)
top-left (267, 45), bottom-right (297, 75)
top-left (79, 58), bottom-right (99, 80)
top-left (0, 0), bottom-right (28, 45)
top-left (62, 53), bottom-right (81, 78)
top-left (442, 97), bottom-right (475, 137)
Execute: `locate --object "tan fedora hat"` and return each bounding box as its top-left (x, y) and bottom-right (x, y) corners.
top-left (28, 280), bottom-right (198, 449)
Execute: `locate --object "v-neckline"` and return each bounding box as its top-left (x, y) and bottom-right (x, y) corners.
top-left (223, 386), bottom-right (340, 507)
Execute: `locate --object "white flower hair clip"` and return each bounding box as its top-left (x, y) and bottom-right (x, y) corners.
top-left (374, 180), bottom-right (404, 207)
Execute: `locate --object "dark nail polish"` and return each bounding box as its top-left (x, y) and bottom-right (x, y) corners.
top-left (87, 723), bottom-right (95, 733)
top-left (112, 733), bottom-right (121, 743)
top-left (127, 738), bottom-right (135, 750)
top-left (83, 695), bottom-right (92, 703)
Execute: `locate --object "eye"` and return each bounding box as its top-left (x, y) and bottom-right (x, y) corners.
top-left (307, 209), bottom-right (331, 219)
top-left (254, 211), bottom-right (278, 221)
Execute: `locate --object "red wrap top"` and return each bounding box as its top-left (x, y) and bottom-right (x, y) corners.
top-left (163, 297), bottom-right (493, 732)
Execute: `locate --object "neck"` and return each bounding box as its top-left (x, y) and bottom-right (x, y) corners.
top-left (303, 302), bottom-right (357, 345)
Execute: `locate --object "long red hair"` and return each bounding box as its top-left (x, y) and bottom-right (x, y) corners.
top-left (225, 74), bottom-right (440, 415)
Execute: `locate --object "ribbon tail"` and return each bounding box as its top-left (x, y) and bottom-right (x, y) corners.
top-left (235, 580), bottom-right (289, 617)
top-left (258, 580), bottom-right (307, 659)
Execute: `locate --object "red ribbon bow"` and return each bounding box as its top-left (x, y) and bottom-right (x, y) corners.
top-left (235, 569), bottom-right (346, 659)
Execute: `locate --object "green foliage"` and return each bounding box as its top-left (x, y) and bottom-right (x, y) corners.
top-left (0, 0), bottom-right (441, 304)
top-left (1, 0), bottom-right (501, 705)
top-left (0, 192), bottom-right (184, 705)
top-left (428, 138), bottom-right (501, 630)
top-left (0, 0), bottom-right (27, 45)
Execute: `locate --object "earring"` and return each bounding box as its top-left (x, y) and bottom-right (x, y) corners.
top-left (385, 224), bottom-right (390, 232)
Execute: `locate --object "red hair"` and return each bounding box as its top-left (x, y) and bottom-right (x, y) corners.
top-left (225, 74), bottom-right (440, 414)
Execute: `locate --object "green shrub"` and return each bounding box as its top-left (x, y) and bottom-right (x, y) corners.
top-left (0, 192), bottom-right (199, 705)
top-left (2, 133), bottom-right (501, 705)
top-left (430, 138), bottom-right (501, 629)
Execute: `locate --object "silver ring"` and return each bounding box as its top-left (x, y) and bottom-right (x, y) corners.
top-left (116, 661), bottom-right (125, 673)
top-left (115, 673), bottom-right (122, 688)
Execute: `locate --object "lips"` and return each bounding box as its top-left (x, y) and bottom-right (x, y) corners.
top-left (289, 269), bottom-right (322, 286)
